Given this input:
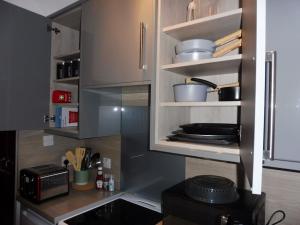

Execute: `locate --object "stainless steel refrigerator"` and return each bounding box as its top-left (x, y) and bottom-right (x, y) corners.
top-left (264, 0), bottom-right (300, 170)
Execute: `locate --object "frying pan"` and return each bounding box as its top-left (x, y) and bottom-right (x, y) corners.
top-left (190, 78), bottom-right (240, 101)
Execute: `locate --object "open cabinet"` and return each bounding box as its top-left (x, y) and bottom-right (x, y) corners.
top-left (44, 7), bottom-right (81, 138)
top-left (150, 0), bottom-right (266, 194)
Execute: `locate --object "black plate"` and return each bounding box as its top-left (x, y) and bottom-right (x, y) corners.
top-left (167, 135), bottom-right (237, 145)
top-left (180, 123), bottom-right (239, 135)
top-left (172, 130), bottom-right (237, 140)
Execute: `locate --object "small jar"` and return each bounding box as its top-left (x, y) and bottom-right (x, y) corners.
top-left (56, 62), bottom-right (65, 79)
top-left (72, 58), bottom-right (80, 77)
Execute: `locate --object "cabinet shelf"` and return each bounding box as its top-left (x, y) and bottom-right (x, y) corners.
top-left (153, 140), bottom-right (240, 162)
top-left (52, 103), bottom-right (79, 107)
top-left (160, 101), bottom-right (241, 107)
top-left (163, 8), bottom-right (242, 41)
top-left (54, 50), bottom-right (80, 61)
top-left (161, 54), bottom-right (242, 76)
top-left (54, 77), bottom-right (79, 85)
top-left (45, 127), bottom-right (79, 139)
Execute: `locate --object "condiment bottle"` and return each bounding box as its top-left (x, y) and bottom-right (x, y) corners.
top-left (108, 175), bottom-right (115, 192)
top-left (96, 167), bottom-right (104, 190)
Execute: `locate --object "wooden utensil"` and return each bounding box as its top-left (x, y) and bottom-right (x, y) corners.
top-left (66, 151), bottom-right (78, 171)
top-left (213, 39), bottom-right (242, 58)
top-left (75, 148), bottom-right (86, 171)
top-left (215, 29), bottom-right (242, 47)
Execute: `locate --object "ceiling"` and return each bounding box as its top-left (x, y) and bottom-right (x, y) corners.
top-left (3, 0), bottom-right (80, 17)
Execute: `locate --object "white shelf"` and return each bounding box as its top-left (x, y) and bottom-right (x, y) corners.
top-left (163, 8), bottom-right (242, 41)
top-left (161, 54), bottom-right (242, 76)
top-left (160, 101), bottom-right (241, 107)
top-left (54, 50), bottom-right (80, 61)
top-left (54, 77), bottom-right (79, 85)
top-left (152, 140), bottom-right (240, 162)
top-left (45, 127), bottom-right (79, 139)
top-left (52, 103), bottom-right (79, 107)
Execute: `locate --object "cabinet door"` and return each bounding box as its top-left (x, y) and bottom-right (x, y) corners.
top-left (0, 2), bottom-right (50, 130)
top-left (240, 0), bottom-right (266, 194)
top-left (80, 0), bottom-right (155, 87)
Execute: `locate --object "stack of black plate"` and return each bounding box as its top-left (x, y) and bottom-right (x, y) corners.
top-left (167, 123), bottom-right (239, 145)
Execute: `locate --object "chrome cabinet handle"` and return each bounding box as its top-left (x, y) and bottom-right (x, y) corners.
top-left (264, 51), bottom-right (277, 160)
top-left (139, 22), bottom-right (147, 70)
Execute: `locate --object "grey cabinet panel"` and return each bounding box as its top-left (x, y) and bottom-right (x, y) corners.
top-left (80, 0), bottom-right (155, 87)
top-left (240, 0), bottom-right (266, 194)
top-left (264, 0), bottom-right (300, 168)
top-left (79, 88), bottom-right (122, 139)
top-left (0, 2), bottom-right (51, 130)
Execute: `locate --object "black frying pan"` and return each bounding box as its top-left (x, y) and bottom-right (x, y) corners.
top-left (190, 78), bottom-right (240, 101)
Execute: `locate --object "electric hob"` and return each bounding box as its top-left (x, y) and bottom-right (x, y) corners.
top-left (63, 199), bottom-right (162, 225)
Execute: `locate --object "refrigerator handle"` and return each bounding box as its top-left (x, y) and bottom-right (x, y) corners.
top-left (264, 51), bottom-right (277, 160)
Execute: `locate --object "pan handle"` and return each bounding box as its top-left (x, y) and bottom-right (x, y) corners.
top-left (264, 51), bottom-right (276, 160)
top-left (191, 78), bottom-right (218, 89)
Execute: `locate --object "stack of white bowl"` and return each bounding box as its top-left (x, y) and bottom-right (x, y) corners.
top-left (173, 39), bottom-right (216, 63)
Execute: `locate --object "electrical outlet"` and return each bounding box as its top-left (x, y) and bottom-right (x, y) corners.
top-left (43, 135), bottom-right (54, 147)
top-left (103, 157), bottom-right (111, 169)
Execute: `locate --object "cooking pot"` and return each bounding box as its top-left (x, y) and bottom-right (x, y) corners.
top-left (190, 78), bottom-right (240, 101)
top-left (173, 82), bottom-right (209, 102)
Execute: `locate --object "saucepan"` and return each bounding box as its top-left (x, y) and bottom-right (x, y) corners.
top-left (173, 78), bottom-right (240, 102)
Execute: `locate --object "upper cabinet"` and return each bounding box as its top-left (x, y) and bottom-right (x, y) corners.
top-left (0, 1), bottom-right (51, 131)
top-left (80, 0), bottom-right (155, 87)
top-left (150, 0), bottom-right (266, 194)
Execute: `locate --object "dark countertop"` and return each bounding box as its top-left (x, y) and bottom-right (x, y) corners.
top-left (17, 189), bottom-right (122, 224)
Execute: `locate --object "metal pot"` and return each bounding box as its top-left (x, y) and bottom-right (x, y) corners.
top-left (218, 86), bottom-right (240, 101)
top-left (191, 78), bottom-right (240, 101)
top-left (173, 83), bottom-right (209, 102)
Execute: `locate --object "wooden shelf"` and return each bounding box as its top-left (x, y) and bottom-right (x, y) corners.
top-left (160, 101), bottom-right (241, 107)
top-left (45, 127), bottom-right (79, 139)
top-left (54, 77), bottom-right (79, 85)
top-left (153, 140), bottom-right (240, 162)
top-left (161, 54), bottom-right (242, 76)
top-left (54, 50), bottom-right (80, 61)
top-left (163, 8), bottom-right (242, 41)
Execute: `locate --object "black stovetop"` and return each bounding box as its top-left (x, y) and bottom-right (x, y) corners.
top-left (64, 199), bottom-right (162, 225)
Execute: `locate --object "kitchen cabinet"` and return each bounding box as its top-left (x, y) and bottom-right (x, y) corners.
top-left (0, 1), bottom-right (51, 130)
top-left (263, 0), bottom-right (300, 171)
top-left (150, 0), bottom-right (266, 194)
top-left (80, 0), bottom-right (155, 87)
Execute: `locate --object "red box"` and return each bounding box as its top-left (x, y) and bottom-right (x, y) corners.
top-left (52, 90), bottom-right (72, 103)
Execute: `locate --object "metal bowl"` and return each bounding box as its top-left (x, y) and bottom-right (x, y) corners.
top-left (175, 39), bottom-right (216, 54)
top-left (173, 51), bottom-right (212, 63)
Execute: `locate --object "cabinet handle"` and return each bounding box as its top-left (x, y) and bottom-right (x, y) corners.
top-left (139, 22), bottom-right (147, 70)
top-left (264, 51), bottom-right (277, 160)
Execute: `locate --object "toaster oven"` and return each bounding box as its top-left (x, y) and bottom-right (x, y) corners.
top-left (20, 164), bottom-right (69, 203)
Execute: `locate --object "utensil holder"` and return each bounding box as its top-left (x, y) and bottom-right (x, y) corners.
top-left (74, 170), bottom-right (89, 185)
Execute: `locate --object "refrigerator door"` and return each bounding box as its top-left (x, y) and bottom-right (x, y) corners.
top-left (265, 0), bottom-right (300, 165)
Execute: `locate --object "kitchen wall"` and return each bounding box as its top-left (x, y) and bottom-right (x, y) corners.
top-left (84, 135), bottom-right (121, 190)
top-left (186, 158), bottom-right (300, 225)
top-left (18, 130), bottom-right (83, 171)
top-left (17, 131), bottom-right (121, 190)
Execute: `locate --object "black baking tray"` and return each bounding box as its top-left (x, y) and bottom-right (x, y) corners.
top-left (167, 135), bottom-right (237, 145)
top-left (172, 130), bottom-right (237, 140)
top-left (179, 123), bottom-right (239, 135)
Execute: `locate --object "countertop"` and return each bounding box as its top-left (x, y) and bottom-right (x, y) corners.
top-left (17, 189), bottom-right (122, 224)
